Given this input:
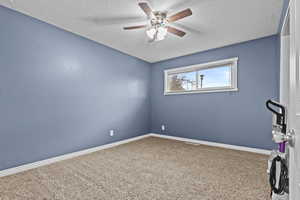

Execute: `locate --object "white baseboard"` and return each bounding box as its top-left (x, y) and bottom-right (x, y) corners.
top-left (0, 133), bottom-right (271, 178)
top-left (149, 133), bottom-right (271, 155)
top-left (0, 134), bottom-right (151, 178)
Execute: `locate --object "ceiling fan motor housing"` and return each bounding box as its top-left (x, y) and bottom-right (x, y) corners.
top-left (150, 11), bottom-right (168, 28)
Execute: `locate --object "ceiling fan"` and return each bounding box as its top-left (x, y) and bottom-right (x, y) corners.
top-left (123, 2), bottom-right (192, 42)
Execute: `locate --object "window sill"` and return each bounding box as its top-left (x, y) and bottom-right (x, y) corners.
top-left (164, 88), bottom-right (238, 95)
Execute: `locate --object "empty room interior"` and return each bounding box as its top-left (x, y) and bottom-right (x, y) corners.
top-left (1, 0), bottom-right (300, 199)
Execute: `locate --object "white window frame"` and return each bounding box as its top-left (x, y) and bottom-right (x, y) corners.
top-left (164, 57), bottom-right (238, 95)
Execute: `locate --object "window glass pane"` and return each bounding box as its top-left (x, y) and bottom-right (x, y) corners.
top-left (197, 66), bottom-right (231, 89)
top-left (167, 71), bottom-right (197, 92)
top-left (165, 58), bottom-right (237, 94)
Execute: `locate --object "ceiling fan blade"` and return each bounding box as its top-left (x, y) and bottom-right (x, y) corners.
top-left (167, 8), bottom-right (192, 22)
top-left (167, 26), bottom-right (186, 37)
top-left (123, 25), bottom-right (147, 30)
top-left (138, 2), bottom-right (153, 18)
top-left (172, 22), bottom-right (202, 35)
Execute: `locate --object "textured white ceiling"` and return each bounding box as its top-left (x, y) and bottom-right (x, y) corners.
top-left (0, 0), bottom-right (283, 63)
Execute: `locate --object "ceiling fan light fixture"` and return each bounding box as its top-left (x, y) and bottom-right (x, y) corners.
top-left (146, 26), bottom-right (167, 41)
top-left (157, 26), bottom-right (168, 40)
top-left (146, 27), bottom-right (156, 39)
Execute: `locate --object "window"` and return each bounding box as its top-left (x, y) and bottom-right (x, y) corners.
top-left (164, 57), bottom-right (238, 95)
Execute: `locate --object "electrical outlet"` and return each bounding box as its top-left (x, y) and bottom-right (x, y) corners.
top-left (109, 130), bottom-right (114, 137)
top-left (161, 125), bottom-right (166, 131)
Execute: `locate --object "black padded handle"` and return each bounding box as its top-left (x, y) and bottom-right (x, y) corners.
top-left (266, 99), bottom-right (286, 133)
top-left (266, 100), bottom-right (285, 117)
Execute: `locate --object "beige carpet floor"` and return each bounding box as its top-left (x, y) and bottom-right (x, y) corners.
top-left (0, 137), bottom-right (269, 200)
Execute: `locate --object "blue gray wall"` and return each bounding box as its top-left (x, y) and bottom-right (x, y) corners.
top-left (150, 36), bottom-right (279, 150)
top-left (0, 6), bottom-right (151, 170)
